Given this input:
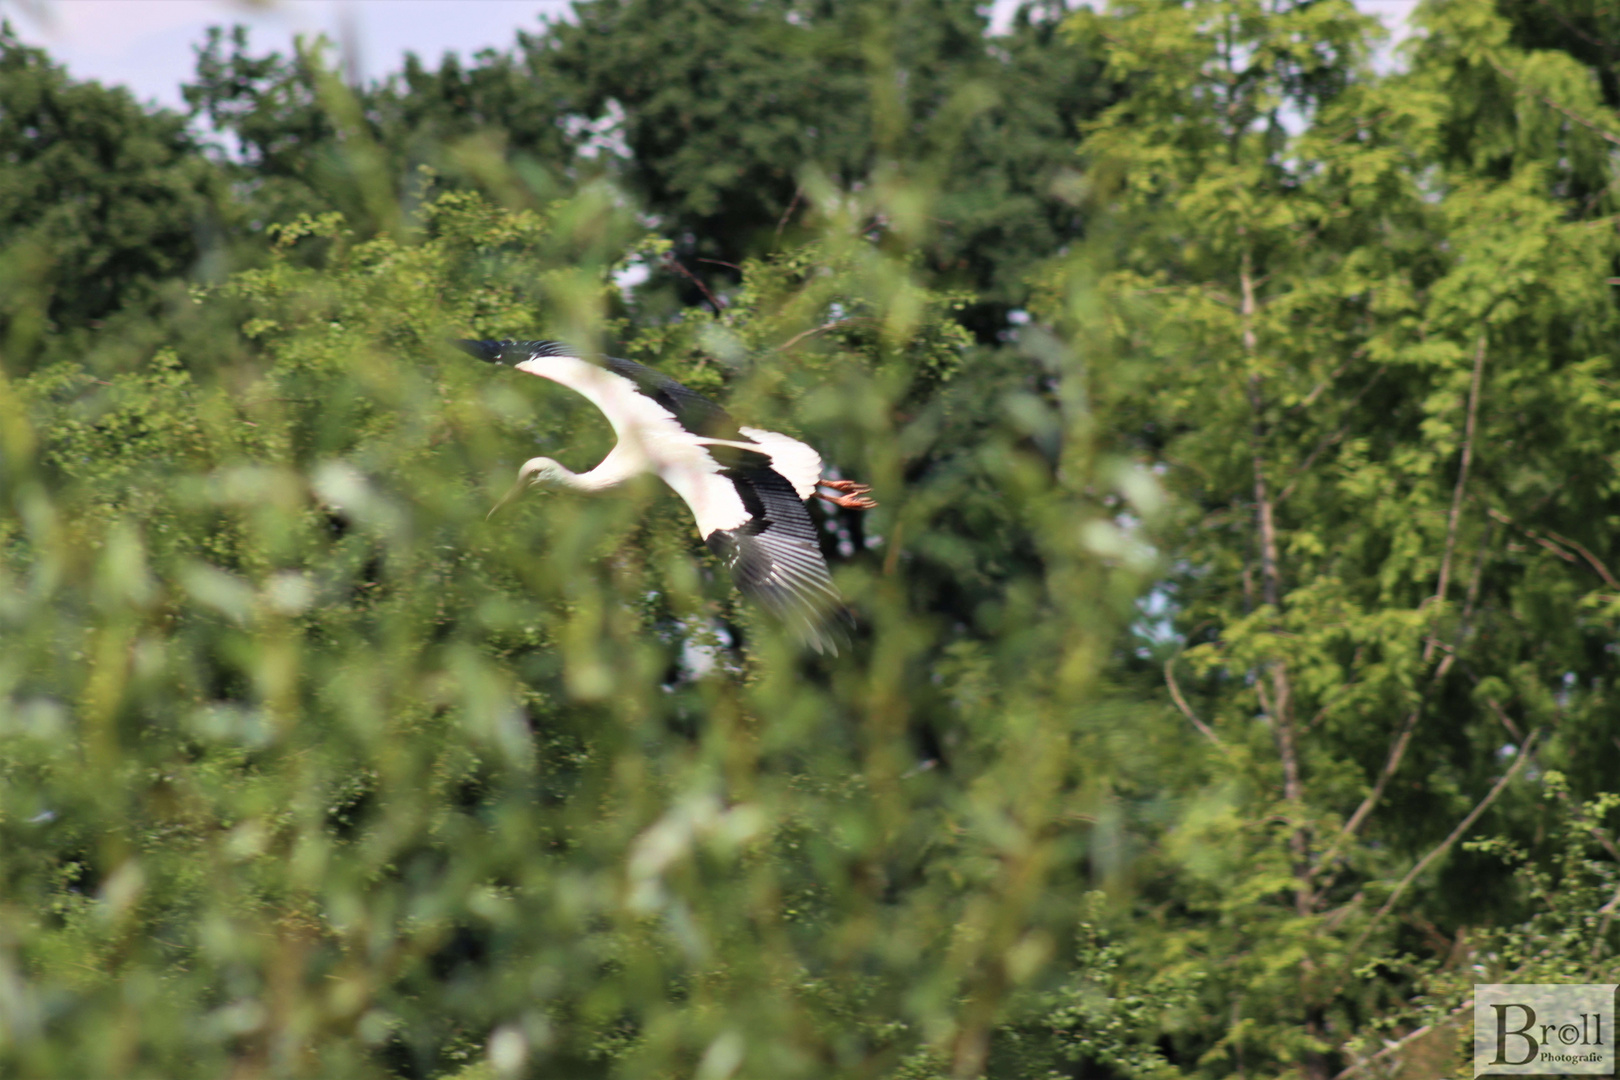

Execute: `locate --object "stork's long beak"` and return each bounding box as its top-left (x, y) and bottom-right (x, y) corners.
top-left (487, 477), bottom-right (528, 520)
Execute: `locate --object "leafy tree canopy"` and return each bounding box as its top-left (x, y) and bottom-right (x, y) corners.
top-left (0, 22), bottom-right (228, 371)
top-left (175, 1), bottom-right (1108, 333)
top-left (1, 174), bottom-right (1147, 1078)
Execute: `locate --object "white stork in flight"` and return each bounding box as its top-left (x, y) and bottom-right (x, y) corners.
top-left (456, 339), bottom-right (876, 653)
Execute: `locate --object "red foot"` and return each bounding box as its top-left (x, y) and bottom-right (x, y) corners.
top-left (817, 478), bottom-right (877, 510)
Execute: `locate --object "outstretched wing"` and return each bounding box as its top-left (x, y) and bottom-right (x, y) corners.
top-left (455, 339), bottom-right (745, 441)
top-left (599, 355), bottom-right (745, 441)
top-left (703, 452), bottom-right (849, 655)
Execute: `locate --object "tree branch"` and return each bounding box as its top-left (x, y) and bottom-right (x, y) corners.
top-left (1346, 728), bottom-right (1540, 958)
top-left (1275, 368), bottom-right (1384, 507)
top-left (1241, 245), bottom-right (1311, 913)
top-left (777, 317), bottom-right (877, 353)
top-left (1315, 673), bottom-right (1443, 874)
top-left (1166, 659), bottom-right (1225, 748)
top-left (1318, 341), bottom-right (1485, 875)
top-left (1429, 336), bottom-right (1486, 651)
top-left (1332, 999), bottom-right (1475, 1080)
top-left (663, 253), bottom-right (726, 315)
top-left (1477, 690), bottom-right (1620, 891)
top-left (774, 185), bottom-right (803, 247)
top-left (1530, 0), bottom-right (1620, 60)
top-left (1487, 508), bottom-right (1620, 589)
top-left (1489, 57), bottom-right (1620, 148)
top-left (1286, 348), bottom-right (1366, 415)
top-left (1479, 693), bottom-right (1524, 743)
top-left (1315, 528), bottom-right (1493, 883)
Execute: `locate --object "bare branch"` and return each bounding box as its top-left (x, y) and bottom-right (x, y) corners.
top-left (663, 253), bottom-right (727, 315)
top-left (1460, 530), bottom-right (1490, 629)
top-left (1485, 507), bottom-right (1619, 588)
top-left (1166, 659), bottom-right (1225, 747)
top-left (1465, 688), bottom-right (1615, 866)
top-left (1539, 528), bottom-right (1619, 588)
top-left (1321, 891), bottom-right (1364, 932)
top-left (1291, 360), bottom-right (1354, 414)
top-left (1479, 695), bottom-right (1525, 743)
top-left (1318, 342), bottom-right (1489, 874)
top-left (1315, 647), bottom-right (1470, 880)
top-left (1490, 57), bottom-right (1620, 148)
top-left (1333, 999), bottom-right (1475, 1080)
top-left (1530, 0), bottom-right (1620, 60)
top-left (1317, 677), bottom-right (1437, 870)
top-left (1429, 336), bottom-right (1486, 642)
top-left (774, 186), bottom-right (804, 247)
top-left (1244, 349), bottom-right (1280, 606)
top-left (1532, 534), bottom-right (1580, 565)
top-left (777, 317), bottom-right (877, 353)
top-left (1571, 797), bottom-right (1620, 865)
top-left (1287, 347), bottom-right (1370, 415)
top-left (1241, 245), bottom-right (1311, 913)
top-left (1347, 728), bottom-right (1540, 958)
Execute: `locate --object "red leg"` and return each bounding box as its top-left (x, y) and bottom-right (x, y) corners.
top-left (819, 489), bottom-right (878, 510)
top-left (818, 476), bottom-right (876, 509)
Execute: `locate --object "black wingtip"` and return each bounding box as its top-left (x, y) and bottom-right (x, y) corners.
top-left (454, 339), bottom-right (584, 366)
top-left (805, 605), bottom-right (857, 657)
top-left (453, 339), bottom-right (507, 364)
top-left (804, 620), bottom-right (851, 657)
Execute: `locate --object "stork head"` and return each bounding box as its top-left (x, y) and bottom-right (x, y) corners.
top-left (488, 456), bottom-right (571, 518)
top-left (517, 457), bottom-right (572, 488)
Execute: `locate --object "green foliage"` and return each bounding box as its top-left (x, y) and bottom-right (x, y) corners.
top-left (1, 172), bottom-right (1148, 1077)
top-left (1031, 0), bottom-right (1620, 1074)
top-left (176, 2), bottom-right (1106, 333)
top-left (0, 23), bottom-right (230, 373)
top-left (544, 0), bottom-right (1109, 320)
top-left (183, 26), bottom-right (578, 238)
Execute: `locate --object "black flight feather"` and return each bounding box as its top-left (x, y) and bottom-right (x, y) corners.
top-left (705, 463), bottom-right (849, 655)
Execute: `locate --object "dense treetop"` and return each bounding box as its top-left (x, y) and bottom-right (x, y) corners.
top-left (0, 25), bottom-right (227, 363)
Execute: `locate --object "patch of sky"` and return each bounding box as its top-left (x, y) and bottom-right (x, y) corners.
top-left (677, 620), bottom-right (734, 683)
top-left (562, 99), bottom-right (632, 161)
top-left (1132, 586), bottom-right (1182, 659)
top-left (614, 258), bottom-right (653, 295)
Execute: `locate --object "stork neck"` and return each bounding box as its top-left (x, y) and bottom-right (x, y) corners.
top-left (556, 463), bottom-right (621, 493)
top-left (577, 445), bottom-right (644, 491)
top-left (532, 451), bottom-right (636, 494)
